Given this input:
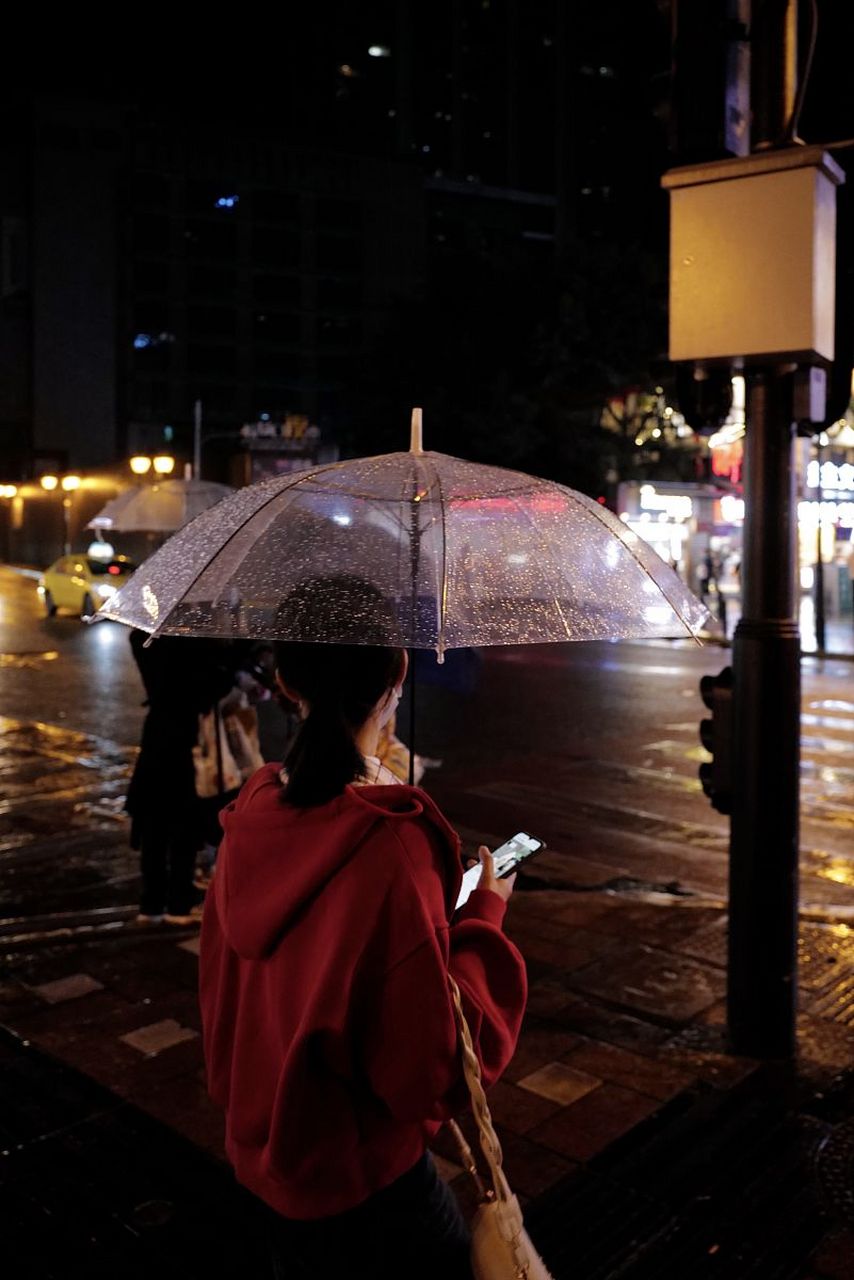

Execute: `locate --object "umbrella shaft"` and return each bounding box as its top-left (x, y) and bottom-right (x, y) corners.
top-left (407, 647), bottom-right (416, 787)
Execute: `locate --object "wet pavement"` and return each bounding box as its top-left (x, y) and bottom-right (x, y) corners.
top-left (2, 563), bottom-right (854, 1277)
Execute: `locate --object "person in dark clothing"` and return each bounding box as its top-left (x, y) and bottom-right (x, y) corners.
top-left (126, 630), bottom-right (235, 924)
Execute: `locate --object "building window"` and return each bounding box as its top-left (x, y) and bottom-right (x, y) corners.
top-left (185, 219), bottom-right (238, 260)
top-left (253, 274), bottom-right (301, 305)
top-left (254, 313), bottom-right (301, 343)
top-left (188, 344), bottom-right (237, 377)
top-left (316, 198), bottom-right (361, 232)
top-left (317, 277), bottom-right (362, 310)
top-left (252, 227), bottom-right (300, 269)
top-left (253, 349), bottom-right (300, 380)
top-left (188, 264), bottom-right (237, 298)
top-left (133, 174), bottom-right (171, 208)
top-left (188, 305), bottom-right (237, 339)
top-left (253, 190), bottom-right (299, 224)
top-left (134, 216), bottom-right (171, 256)
top-left (134, 260), bottom-right (170, 294)
top-left (316, 235), bottom-right (361, 273)
top-left (318, 316), bottom-right (360, 347)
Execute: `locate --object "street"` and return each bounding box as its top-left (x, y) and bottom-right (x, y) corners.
top-left (2, 563), bottom-right (852, 934)
top-left (3, 563), bottom-right (854, 1278)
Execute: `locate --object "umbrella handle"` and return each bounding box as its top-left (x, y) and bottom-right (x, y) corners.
top-left (410, 407), bottom-right (423, 454)
top-left (407, 647), bottom-right (416, 786)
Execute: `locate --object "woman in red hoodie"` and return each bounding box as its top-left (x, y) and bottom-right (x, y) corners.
top-left (199, 585), bottom-right (527, 1279)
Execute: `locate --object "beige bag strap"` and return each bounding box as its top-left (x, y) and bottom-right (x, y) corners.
top-left (447, 975), bottom-right (518, 1214)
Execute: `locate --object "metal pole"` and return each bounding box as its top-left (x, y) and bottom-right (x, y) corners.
top-left (727, 0), bottom-right (801, 1059)
top-left (193, 399), bottom-right (203, 480)
top-left (62, 497), bottom-right (71, 557)
top-left (814, 438), bottom-right (826, 652)
top-left (728, 372), bottom-right (801, 1058)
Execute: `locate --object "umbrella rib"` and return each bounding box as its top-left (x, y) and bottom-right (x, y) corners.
top-left (423, 454), bottom-right (449, 657)
top-left (143, 462), bottom-right (345, 640)
top-left (557, 485), bottom-right (704, 639)
top-left (505, 490), bottom-right (574, 641)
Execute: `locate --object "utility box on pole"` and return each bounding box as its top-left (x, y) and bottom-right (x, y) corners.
top-left (663, 147), bottom-right (844, 365)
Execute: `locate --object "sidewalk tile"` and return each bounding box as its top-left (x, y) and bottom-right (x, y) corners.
top-left (561, 1039), bottom-right (696, 1101)
top-left (11, 989), bottom-right (132, 1034)
top-left (119, 1019), bottom-right (198, 1057)
top-left (528, 1083), bottom-right (661, 1162)
top-left (517, 1061), bottom-right (602, 1107)
top-left (550, 899), bottom-right (615, 929)
top-left (30, 973), bottom-right (105, 1004)
top-left (555, 997), bottom-right (671, 1053)
top-left (507, 933), bottom-right (598, 970)
top-left (506, 1022), bottom-right (584, 1082)
top-left (569, 945), bottom-right (726, 1022)
top-left (526, 974), bottom-right (580, 1017)
top-left (699, 1000), bottom-right (727, 1026)
top-left (0, 980), bottom-right (51, 1020)
top-left (484, 1079), bottom-right (565, 1133)
top-left (129, 1070), bottom-right (224, 1157)
top-left (491, 1125), bottom-right (579, 1199)
top-left (796, 1014), bottom-right (854, 1071)
top-left (672, 915), bottom-right (728, 966)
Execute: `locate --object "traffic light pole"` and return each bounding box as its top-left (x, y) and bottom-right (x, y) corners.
top-left (728, 371), bottom-right (801, 1057)
top-left (725, 0), bottom-right (803, 1060)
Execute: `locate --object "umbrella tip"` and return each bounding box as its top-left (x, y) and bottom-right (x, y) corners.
top-left (410, 407), bottom-right (423, 454)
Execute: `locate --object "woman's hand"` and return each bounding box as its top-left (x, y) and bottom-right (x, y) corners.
top-left (475, 844), bottom-right (516, 904)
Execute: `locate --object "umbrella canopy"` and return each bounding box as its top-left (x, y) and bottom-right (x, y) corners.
top-left (87, 478), bottom-right (234, 534)
top-left (93, 439), bottom-right (709, 655)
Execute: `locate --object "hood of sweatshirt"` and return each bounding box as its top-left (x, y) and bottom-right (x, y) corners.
top-left (214, 764), bottom-right (460, 959)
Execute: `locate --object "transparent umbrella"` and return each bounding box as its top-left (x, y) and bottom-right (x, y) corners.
top-left (93, 413), bottom-right (709, 653)
top-left (87, 478), bottom-right (234, 534)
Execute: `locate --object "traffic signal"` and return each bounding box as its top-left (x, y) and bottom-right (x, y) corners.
top-left (699, 666), bottom-right (734, 814)
top-left (675, 364), bottom-right (734, 434)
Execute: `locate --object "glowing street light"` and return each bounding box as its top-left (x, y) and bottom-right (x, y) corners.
top-left (61, 474), bottom-right (81, 492)
top-left (0, 484), bottom-right (17, 499)
top-left (152, 454), bottom-right (176, 476)
top-left (40, 474), bottom-right (59, 491)
top-left (129, 456), bottom-right (152, 475)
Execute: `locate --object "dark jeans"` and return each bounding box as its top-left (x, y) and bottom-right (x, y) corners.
top-left (138, 819), bottom-right (198, 916)
top-left (267, 1152), bottom-right (472, 1280)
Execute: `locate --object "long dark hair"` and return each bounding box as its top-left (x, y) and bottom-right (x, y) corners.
top-left (273, 578), bottom-right (405, 808)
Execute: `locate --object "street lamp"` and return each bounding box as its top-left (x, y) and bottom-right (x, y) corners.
top-left (40, 474), bottom-right (59, 491)
top-left (59, 474), bottom-right (82, 555)
top-left (130, 454), bottom-right (175, 480)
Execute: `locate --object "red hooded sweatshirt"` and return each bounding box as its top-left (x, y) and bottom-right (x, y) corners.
top-left (199, 763), bottom-right (527, 1221)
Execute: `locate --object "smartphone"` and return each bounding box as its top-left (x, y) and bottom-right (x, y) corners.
top-left (455, 832), bottom-right (546, 910)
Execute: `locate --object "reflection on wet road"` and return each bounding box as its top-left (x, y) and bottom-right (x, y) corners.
top-left (1, 561), bottom-right (853, 945)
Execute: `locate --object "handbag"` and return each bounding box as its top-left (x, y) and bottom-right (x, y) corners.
top-left (193, 704), bottom-right (243, 799)
top-left (447, 975), bottom-right (554, 1280)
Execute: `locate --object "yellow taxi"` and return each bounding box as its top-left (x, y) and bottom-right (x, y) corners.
top-left (37, 554), bottom-right (136, 618)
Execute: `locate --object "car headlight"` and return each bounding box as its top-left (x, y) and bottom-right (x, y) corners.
top-left (94, 583), bottom-right (117, 599)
